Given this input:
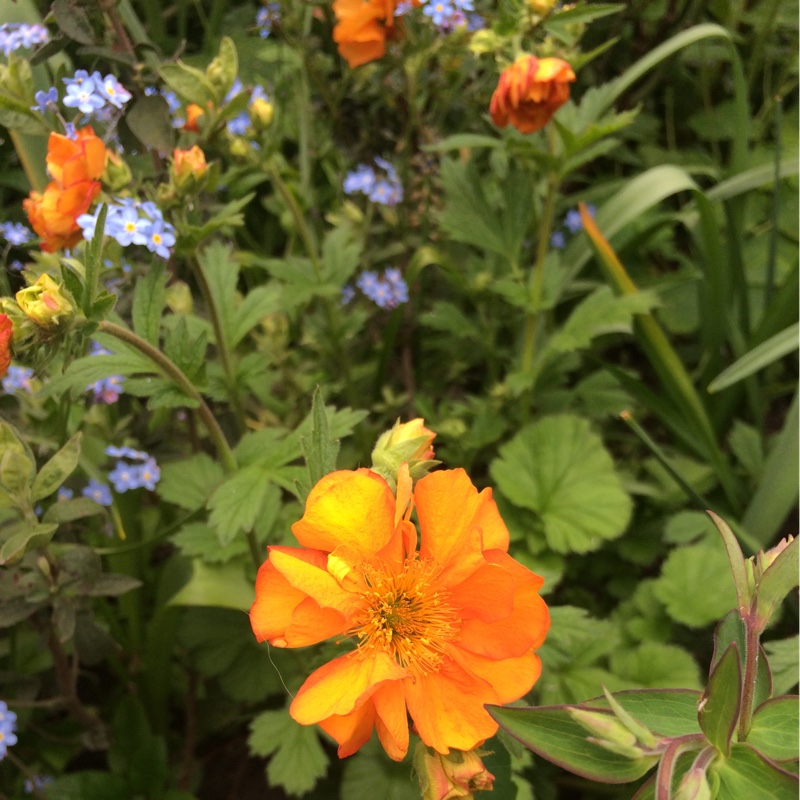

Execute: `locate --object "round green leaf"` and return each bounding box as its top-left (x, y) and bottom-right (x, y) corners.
top-left (490, 415), bottom-right (632, 553)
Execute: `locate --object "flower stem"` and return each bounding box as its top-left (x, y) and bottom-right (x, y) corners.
top-left (98, 321), bottom-right (237, 473)
top-left (737, 611), bottom-right (761, 740)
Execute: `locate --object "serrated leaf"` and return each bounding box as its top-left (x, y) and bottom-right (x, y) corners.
top-left (125, 94), bottom-right (176, 154)
top-left (249, 709), bottom-right (328, 796)
top-left (215, 37), bottom-right (239, 99)
top-left (488, 705), bottom-right (658, 783)
top-left (158, 454), bottom-right (225, 511)
top-left (422, 133), bottom-right (501, 152)
top-left (420, 301), bottom-right (483, 340)
top-left (546, 287), bottom-right (658, 354)
top-left (39, 351), bottom-right (155, 398)
top-left (31, 433), bottom-right (82, 502)
top-left (712, 743), bottom-right (798, 799)
top-left (172, 522), bottom-right (249, 564)
top-left (302, 387), bottom-right (339, 487)
top-left (231, 284), bottom-right (283, 346)
top-left (763, 637), bottom-right (799, 696)
top-left (146, 383), bottom-right (200, 410)
top-left (654, 542), bottom-right (737, 628)
top-left (198, 241), bottom-right (239, 350)
top-left (208, 465), bottom-right (276, 545)
top-left (163, 317), bottom-right (207, 385)
top-left (747, 696), bottom-right (799, 763)
top-left (699, 642), bottom-right (741, 755)
top-left (322, 224), bottom-right (362, 285)
top-left (340, 737), bottom-right (420, 800)
top-left (132, 261), bottom-right (167, 346)
top-left (490, 415), bottom-right (632, 553)
top-left (611, 643), bottom-right (702, 690)
top-left (0, 523), bottom-right (58, 565)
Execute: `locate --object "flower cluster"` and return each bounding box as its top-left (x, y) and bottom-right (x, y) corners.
top-left (250, 467), bottom-right (549, 760)
top-left (422, 0), bottom-right (474, 31)
top-left (490, 55), bottom-right (575, 134)
top-left (0, 23), bottom-right (48, 56)
top-left (107, 446), bottom-right (161, 492)
top-left (349, 268), bottom-right (409, 309)
top-left (550, 204), bottom-right (596, 249)
top-left (24, 127), bottom-right (107, 252)
top-left (0, 701), bottom-right (17, 760)
top-left (2, 366), bottom-right (34, 394)
top-left (1, 221), bottom-right (32, 246)
top-left (344, 158), bottom-right (403, 206)
top-left (256, 4), bottom-right (280, 38)
top-left (78, 198), bottom-right (176, 259)
top-left (62, 70), bottom-right (132, 119)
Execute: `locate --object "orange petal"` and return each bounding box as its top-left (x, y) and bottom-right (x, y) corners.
top-left (269, 546), bottom-right (360, 616)
top-left (448, 560), bottom-right (514, 623)
top-left (290, 650), bottom-right (407, 724)
top-left (457, 551), bottom-right (549, 658)
top-left (415, 469), bottom-right (508, 584)
top-left (318, 703), bottom-right (377, 758)
top-left (404, 658), bottom-right (499, 753)
top-left (292, 469), bottom-right (396, 557)
top-left (372, 680), bottom-right (409, 761)
top-left (451, 646), bottom-right (542, 704)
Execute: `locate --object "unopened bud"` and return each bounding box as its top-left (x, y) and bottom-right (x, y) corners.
top-left (183, 103), bottom-right (205, 132)
top-left (102, 150), bottom-right (133, 192)
top-left (16, 274), bottom-right (75, 327)
top-left (166, 281), bottom-right (193, 314)
top-left (675, 767), bottom-right (712, 800)
top-left (372, 418), bottom-right (438, 485)
top-left (414, 742), bottom-right (494, 800)
top-left (250, 97), bottom-right (274, 128)
top-left (568, 708), bottom-right (638, 749)
top-left (171, 145), bottom-right (208, 188)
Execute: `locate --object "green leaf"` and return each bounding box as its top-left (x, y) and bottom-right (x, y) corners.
top-left (422, 133), bottom-right (501, 152)
top-left (0, 92), bottom-right (45, 133)
top-left (653, 542), bottom-right (737, 628)
top-left (207, 465), bottom-right (277, 545)
top-left (82, 573), bottom-right (142, 597)
top-left (215, 36), bottom-right (239, 99)
top-left (747, 696), bottom-right (799, 763)
top-left (763, 637), bottom-right (799, 696)
top-left (159, 61), bottom-right (217, 106)
top-left (340, 737), bottom-right (421, 800)
top-left (52, 0), bottom-right (95, 44)
top-left (163, 316), bottom-right (207, 385)
top-left (39, 350), bottom-right (156, 398)
top-left (588, 689), bottom-right (703, 738)
top-left (708, 323), bottom-right (799, 393)
top-left (172, 522), bottom-right (249, 564)
top-left (321, 224), bottom-right (363, 285)
top-left (707, 511), bottom-right (750, 614)
top-left (0, 522), bottom-right (58, 565)
top-left (712, 743), bottom-right (799, 799)
top-left (125, 94), bottom-right (175, 154)
top-left (610, 643), bottom-right (702, 691)
top-left (31, 433), bottom-right (82, 502)
top-left (490, 415), bottom-right (632, 553)
top-left (249, 709), bottom-right (328, 796)
top-left (157, 453), bottom-right (225, 511)
top-left (46, 772), bottom-right (128, 800)
top-left (301, 387), bottom-right (339, 488)
top-left (43, 497), bottom-right (106, 524)
top-left (488, 705), bottom-right (658, 783)
top-left (132, 261), bottom-right (167, 346)
top-left (699, 642), bottom-right (741, 756)
top-left (168, 558), bottom-right (254, 611)
top-left (757, 536), bottom-right (799, 629)
top-left (197, 241), bottom-right (239, 350)
top-left (546, 287), bottom-right (658, 354)
top-left (231, 284), bottom-right (283, 346)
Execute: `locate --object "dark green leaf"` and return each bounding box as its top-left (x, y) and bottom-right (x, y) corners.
top-left (746, 696), bottom-right (799, 763)
top-left (699, 642), bottom-right (742, 756)
top-left (712, 612), bottom-right (772, 709)
top-left (52, 0), bottom-right (96, 44)
top-left (125, 94), bottom-right (176, 154)
top-left (163, 316), bottom-right (207, 385)
top-left (0, 93), bottom-right (45, 134)
top-left (763, 637), bottom-right (799, 696)
top-left (46, 772), bottom-right (128, 800)
top-left (82, 573), bottom-right (142, 597)
top-left (487, 705), bottom-right (658, 783)
top-left (198, 241), bottom-right (239, 350)
top-left (231, 284), bottom-right (283, 346)
top-left (132, 261), bottom-right (168, 346)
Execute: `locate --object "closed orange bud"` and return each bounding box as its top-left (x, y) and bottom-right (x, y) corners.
top-left (414, 744), bottom-right (495, 800)
top-left (490, 55), bottom-right (575, 134)
top-left (183, 104), bottom-right (205, 132)
top-left (172, 145), bottom-right (208, 185)
top-left (0, 315), bottom-right (12, 379)
top-left (23, 180), bottom-right (101, 252)
top-left (46, 127), bottom-right (106, 188)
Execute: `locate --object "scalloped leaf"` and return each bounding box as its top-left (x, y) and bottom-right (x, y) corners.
top-left (747, 696), bottom-right (799, 763)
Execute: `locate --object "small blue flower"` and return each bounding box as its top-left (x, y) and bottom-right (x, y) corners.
top-left (109, 460), bottom-right (142, 492)
top-left (24, 775), bottom-right (54, 795)
top-left (63, 76), bottom-right (105, 115)
top-left (57, 486), bottom-right (73, 501)
top-left (356, 268), bottom-right (408, 309)
top-left (0, 23), bottom-right (48, 56)
top-left (89, 375), bottom-right (124, 404)
top-left (138, 458), bottom-right (161, 491)
top-left (1, 221), bottom-right (32, 245)
top-left (106, 203), bottom-right (148, 247)
top-left (0, 700), bottom-right (17, 760)
top-left (256, 4), bottom-right (280, 38)
top-left (341, 284), bottom-right (356, 305)
top-left (344, 164), bottom-right (376, 195)
top-left (141, 216), bottom-right (176, 260)
top-left (423, 0), bottom-right (454, 26)
top-left (2, 366), bottom-right (34, 394)
top-left (32, 86), bottom-right (58, 114)
top-left (563, 209), bottom-right (582, 234)
top-left (77, 206), bottom-right (104, 241)
top-left (550, 230), bottom-right (566, 249)
top-left (96, 74), bottom-right (132, 109)
top-left (226, 111), bottom-right (250, 136)
top-left (82, 479), bottom-right (113, 507)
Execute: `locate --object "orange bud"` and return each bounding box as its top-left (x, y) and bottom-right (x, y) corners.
top-left (414, 743), bottom-right (495, 800)
top-left (490, 55), bottom-right (575, 134)
top-left (46, 127), bottom-right (107, 188)
top-left (172, 145), bottom-right (208, 186)
top-left (0, 315), bottom-right (12, 379)
top-left (183, 104), bottom-right (205, 132)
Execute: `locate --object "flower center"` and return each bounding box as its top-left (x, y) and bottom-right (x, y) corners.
top-left (352, 558), bottom-right (459, 677)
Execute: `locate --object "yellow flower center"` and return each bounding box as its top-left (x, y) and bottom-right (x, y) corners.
top-left (352, 558), bottom-right (459, 677)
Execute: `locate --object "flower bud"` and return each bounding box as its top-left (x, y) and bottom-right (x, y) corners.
top-left (102, 150), bottom-right (133, 192)
top-left (528, 0), bottom-right (559, 12)
top-left (166, 281), bottom-right (193, 314)
top-left (675, 767), bottom-right (713, 800)
top-left (183, 103), bottom-right (205, 132)
top-left (414, 742), bottom-right (494, 800)
top-left (372, 418), bottom-right (437, 485)
top-left (171, 145), bottom-right (208, 189)
top-left (0, 314), bottom-right (12, 379)
top-left (250, 96), bottom-right (274, 128)
top-left (16, 274), bottom-right (76, 327)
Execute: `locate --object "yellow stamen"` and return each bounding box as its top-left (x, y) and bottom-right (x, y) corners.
top-left (350, 558), bottom-right (459, 677)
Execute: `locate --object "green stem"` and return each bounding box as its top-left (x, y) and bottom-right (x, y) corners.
top-left (98, 321), bottom-right (237, 473)
top-left (190, 254), bottom-right (247, 433)
top-left (737, 612), bottom-right (761, 740)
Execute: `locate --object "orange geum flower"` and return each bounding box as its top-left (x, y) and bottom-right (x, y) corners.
top-left (490, 55), bottom-right (576, 134)
top-left (332, 0), bottom-right (420, 67)
top-left (45, 127), bottom-right (106, 188)
top-left (0, 315), bottom-right (12, 379)
top-left (250, 467), bottom-right (549, 760)
top-left (23, 179), bottom-right (101, 252)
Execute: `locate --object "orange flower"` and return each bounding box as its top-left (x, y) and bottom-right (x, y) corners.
top-left (24, 179), bottom-right (101, 252)
top-left (45, 127), bottom-right (106, 188)
top-left (250, 468), bottom-right (549, 760)
top-left (490, 55), bottom-right (576, 134)
top-left (183, 104), bottom-right (205, 132)
top-left (0, 315), bottom-right (12, 379)
top-left (172, 146), bottom-right (208, 186)
top-left (333, 0), bottom-right (418, 67)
